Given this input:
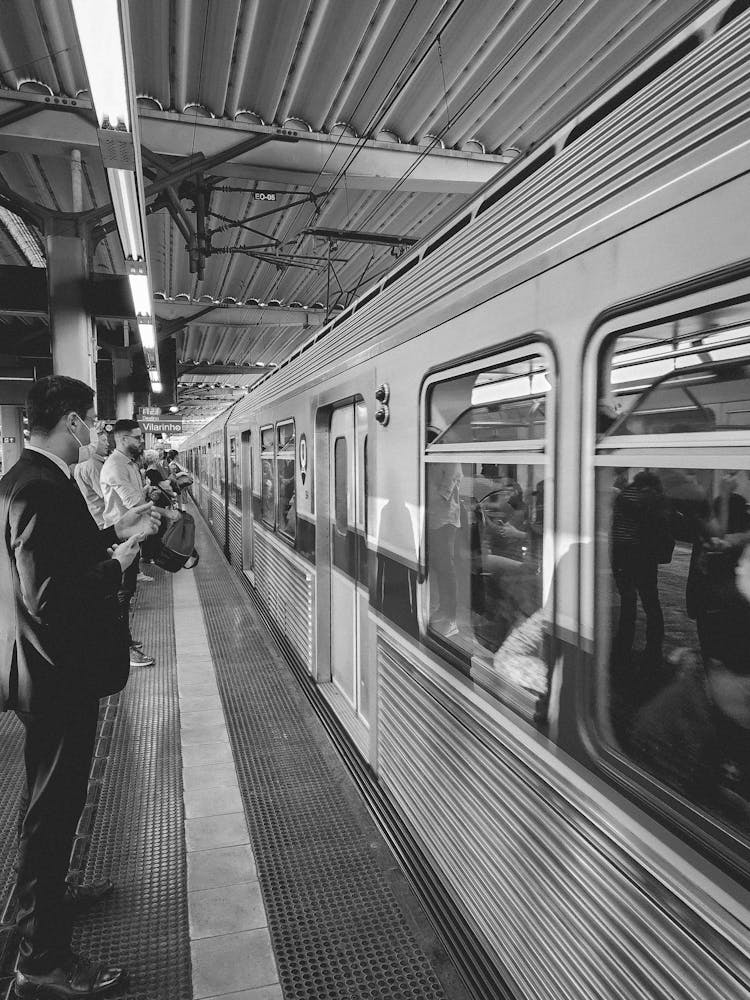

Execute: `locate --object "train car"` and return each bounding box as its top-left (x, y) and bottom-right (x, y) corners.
top-left (182, 5), bottom-right (750, 997)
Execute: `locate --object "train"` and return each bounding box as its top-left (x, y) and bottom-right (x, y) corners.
top-left (181, 4), bottom-right (750, 997)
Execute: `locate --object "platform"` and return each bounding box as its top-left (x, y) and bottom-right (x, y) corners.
top-left (0, 510), bottom-right (469, 1000)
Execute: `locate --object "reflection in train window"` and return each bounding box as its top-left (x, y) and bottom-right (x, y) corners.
top-left (260, 425), bottom-right (275, 527)
top-left (596, 303), bottom-right (750, 843)
top-left (424, 352), bottom-right (551, 721)
top-left (277, 420), bottom-right (296, 541)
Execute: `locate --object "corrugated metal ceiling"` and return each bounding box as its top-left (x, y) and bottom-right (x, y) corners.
top-left (0, 0), bottom-right (717, 432)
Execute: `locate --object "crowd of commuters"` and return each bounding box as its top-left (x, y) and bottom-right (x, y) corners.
top-left (0, 376), bottom-right (186, 998)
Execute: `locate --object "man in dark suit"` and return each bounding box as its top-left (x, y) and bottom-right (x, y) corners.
top-left (0, 376), bottom-right (159, 999)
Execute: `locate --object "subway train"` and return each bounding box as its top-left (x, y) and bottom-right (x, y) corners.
top-left (181, 5), bottom-right (750, 998)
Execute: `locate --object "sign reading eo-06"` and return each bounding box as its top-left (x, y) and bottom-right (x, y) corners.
top-left (299, 433), bottom-right (308, 485)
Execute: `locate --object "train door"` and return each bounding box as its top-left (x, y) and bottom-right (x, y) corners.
top-left (240, 429), bottom-right (254, 578)
top-left (328, 402), bottom-right (369, 724)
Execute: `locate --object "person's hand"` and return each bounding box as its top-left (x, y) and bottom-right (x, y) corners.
top-left (112, 534), bottom-right (143, 571)
top-left (114, 502), bottom-right (161, 539)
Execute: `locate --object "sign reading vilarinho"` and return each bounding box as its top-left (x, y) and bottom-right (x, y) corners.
top-left (141, 419), bottom-right (183, 434)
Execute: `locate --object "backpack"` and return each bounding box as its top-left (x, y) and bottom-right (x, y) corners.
top-left (153, 511), bottom-right (200, 572)
top-left (173, 470), bottom-right (194, 491)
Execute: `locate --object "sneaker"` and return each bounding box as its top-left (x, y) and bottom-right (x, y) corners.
top-left (129, 640), bottom-right (143, 650)
top-left (136, 572), bottom-right (153, 583)
top-left (129, 648), bottom-right (155, 668)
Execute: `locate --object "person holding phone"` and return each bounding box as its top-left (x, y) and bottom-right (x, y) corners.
top-left (0, 376), bottom-right (160, 999)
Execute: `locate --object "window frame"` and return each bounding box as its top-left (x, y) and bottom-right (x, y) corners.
top-left (260, 424), bottom-right (276, 529)
top-left (276, 418), bottom-right (296, 543)
top-left (420, 342), bottom-right (556, 722)
top-left (582, 286), bottom-right (750, 881)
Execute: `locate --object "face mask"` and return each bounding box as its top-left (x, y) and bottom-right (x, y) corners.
top-left (69, 418), bottom-right (95, 462)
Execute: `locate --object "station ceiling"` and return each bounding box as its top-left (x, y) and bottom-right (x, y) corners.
top-left (0, 0), bottom-right (713, 435)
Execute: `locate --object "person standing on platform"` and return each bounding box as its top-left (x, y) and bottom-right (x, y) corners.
top-left (73, 421), bottom-right (110, 528)
top-left (0, 375), bottom-right (159, 998)
top-left (100, 420), bottom-right (157, 668)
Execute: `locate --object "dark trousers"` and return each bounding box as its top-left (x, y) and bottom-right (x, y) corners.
top-left (612, 546), bottom-right (664, 665)
top-left (118, 557), bottom-right (139, 644)
top-left (15, 700), bottom-right (99, 969)
top-left (430, 523), bottom-right (458, 622)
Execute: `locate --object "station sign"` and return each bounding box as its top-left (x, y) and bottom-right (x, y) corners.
top-left (142, 419), bottom-right (183, 434)
top-left (138, 406), bottom-right (161, 417)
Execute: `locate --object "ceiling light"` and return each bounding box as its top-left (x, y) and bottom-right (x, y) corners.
top-left (71, 0), bottom-right (130, 130)
top-left (169, 405), bottom-right (179, 413)
top-left (150, 381), bottom-right (163, 393)
top-left (108, 168), bottom-right (143, 259)
top-left (128, 272), bottom-right (152, 316)
top-left (137, 321), bottom-right (156, 350)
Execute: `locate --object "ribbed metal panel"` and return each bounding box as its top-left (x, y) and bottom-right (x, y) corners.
top-left (208, 491), bottom-right (225, 548)
top-left (254, 529), bottom-right (314, 668)
top-left (377, 638), bottom-right (749, 1000)
top-left (227, 505), bottom-right (243, 569)
top-left (237, 17), bottom-right (750, 413)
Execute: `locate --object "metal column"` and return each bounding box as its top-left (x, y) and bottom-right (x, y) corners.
top-left (46, 228), bottom-right (97, 388)
top-left (0, 405), bottom-right (24, 475)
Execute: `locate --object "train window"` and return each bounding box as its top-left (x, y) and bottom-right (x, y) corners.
top-left (260, 425), bottom-right (275, 527)
top-left (229, 436), bottom-right (241, 508)
top-left (424, 351), bottom-right (551, 721)
top-left (277, 420), bottom-right (296, 541)
top-left (215, 436), bottom-right (224, 493)
top-left (595, 302), bottom-right (750, 847)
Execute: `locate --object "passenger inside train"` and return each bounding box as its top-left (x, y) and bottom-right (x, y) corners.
top-left (596, 308), bottom-right (750, 834)
top-left (424, 358), bottom-right (549, 710)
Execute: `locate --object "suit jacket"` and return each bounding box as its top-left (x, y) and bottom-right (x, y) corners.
top-left (0, 450), bottom-right (130, 713)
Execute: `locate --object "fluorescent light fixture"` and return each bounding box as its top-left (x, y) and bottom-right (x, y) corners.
top-left (138, 321), bottom-right (156, 350)
top-left (150, 381), bottom-right (163, 393)
top-left (148, 368), bottom-right (161, 383)
top-left (128, 272), bottom-right (152, 315)
top-left (71, 0), bottom-right (130, 130)
top-left (108, 168), bottom-right (144, 259)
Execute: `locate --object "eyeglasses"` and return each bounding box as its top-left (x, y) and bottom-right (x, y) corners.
top-left (126, 433), bottom-right (144, 441)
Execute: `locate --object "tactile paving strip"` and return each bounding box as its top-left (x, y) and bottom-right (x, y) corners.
top-left (191, 516), bottom-right (459, 1000)
top-left (70, 568), bottom-right (192, 1000)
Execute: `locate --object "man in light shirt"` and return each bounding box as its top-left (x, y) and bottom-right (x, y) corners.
top-left (100, 420), bottom-right (157, 668)
top-left (73, 421), bottom-right (109, 528)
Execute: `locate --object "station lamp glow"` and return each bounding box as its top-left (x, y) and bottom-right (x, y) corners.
top-left (70, 0), bottom-right (130, 131)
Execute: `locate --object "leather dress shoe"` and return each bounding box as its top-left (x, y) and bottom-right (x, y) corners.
top-left (15, 952), bottom-right (125, 997)
top-left (63, 878), bottom-right (114, 909)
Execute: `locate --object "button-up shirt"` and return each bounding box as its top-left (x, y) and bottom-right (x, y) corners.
top-left (74, 452), bottom-right (107, 528)
top-left (100, 449), bottom-right (145, 527)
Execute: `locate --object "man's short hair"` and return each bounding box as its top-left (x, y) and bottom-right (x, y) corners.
top-left (26, 376), bottom-right (94, 435)
top-left (113, 419), bottom-right (141, 437)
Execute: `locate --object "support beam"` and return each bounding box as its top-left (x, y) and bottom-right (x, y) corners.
top-left (178, 364), bottom-right (271, 376)
top-left (46, 228), bottom-right (97, 387)
top-left (155, 301), bottom-right (325, 328)
top-left (0, 95), bottom-right (512, 194)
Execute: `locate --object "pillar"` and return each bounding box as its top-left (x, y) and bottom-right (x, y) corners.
top-left (46, 226), bottom-right (97, 389)
top-left (0, 404), bottom-right (24, 475)
top-left (112, 351), bottom-right (134, 420)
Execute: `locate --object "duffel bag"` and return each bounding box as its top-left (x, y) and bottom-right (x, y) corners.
top-left (153, 510), bottom-right (200, 572)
